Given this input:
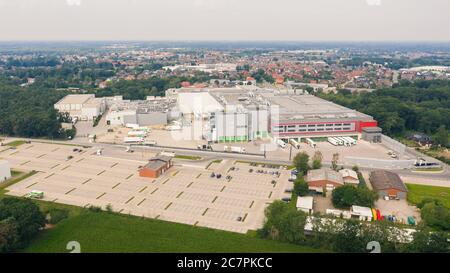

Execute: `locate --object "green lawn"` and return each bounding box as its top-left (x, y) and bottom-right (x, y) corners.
top-left (5, 140), bottom-right (27, 147)
top-left (174, 155), bottom-right (202, 160)
top-left (0, 170), bottom-right (37, 197)
top-left (23, 210), bottom-right (324, 253)
top-left (406, 183), bottom-right (450, 208)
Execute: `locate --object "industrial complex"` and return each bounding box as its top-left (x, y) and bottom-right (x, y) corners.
top-left (57, 87), bottom-right (379, 146)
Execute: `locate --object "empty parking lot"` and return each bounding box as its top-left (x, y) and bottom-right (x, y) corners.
top-left (1, 142), bottom-right (290, 233)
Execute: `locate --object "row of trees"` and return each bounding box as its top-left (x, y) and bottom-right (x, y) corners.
top-left (94, 74), bottom-right (213, 100)
top-left (0, 77), bottom-right (74, 138)
top-left (258, 201), bottom-right (449, 253)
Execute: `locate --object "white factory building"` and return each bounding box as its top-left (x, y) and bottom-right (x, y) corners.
top-left (54, 94), bottom-right (106, 121)
top-left (105, 95), bottom-right (175, 127)
top-left (0, 160), bottom-right (12, 182)
top-left (170, 87), bottom-right (378, 143)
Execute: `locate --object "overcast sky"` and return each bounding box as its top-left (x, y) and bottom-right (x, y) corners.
top-left (0, 0), bottom-right (449, 41)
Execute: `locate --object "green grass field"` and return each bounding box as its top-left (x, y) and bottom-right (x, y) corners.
top-left (174, 155), bottom-right (202, 160)
top-left (5, 140), bottom-right (27, 147)
top-left (406, 183), bottom-right (450, 208)
top-left (0, 170), bottom-right (37, 197)
top-left (23, 210), bottom-right (324, 253)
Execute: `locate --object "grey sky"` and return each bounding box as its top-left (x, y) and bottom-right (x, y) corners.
top-left (0, 0), bottom-right (449, 41)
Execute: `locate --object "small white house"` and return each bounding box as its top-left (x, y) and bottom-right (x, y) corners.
top-left (0, 160), bottom-right (12, 182)
top-left (296, 196), bottom-right (314, 214)
top-left (339, 169), bottom-right (359, 185)
top-left (350, 205), bottom-right (373, 221)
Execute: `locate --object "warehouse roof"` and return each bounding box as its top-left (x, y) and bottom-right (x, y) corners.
top-left (369, 170), bottom-right (407, 192)
top-left (362, 127), bottom-right (382, 133)
top-left (143, 155), bottom-right (172, 170)
top-left (306, 169), bottom-right (344, 185)
top-left (55, 94), bottom-right (94, 105)
top-left (296, 196), bottom-right (314, 210)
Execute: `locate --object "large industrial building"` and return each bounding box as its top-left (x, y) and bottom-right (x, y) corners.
top-left (54, 94), bottom-right (106, 121)
top-left (54, 94), bottom-right (175, 127)
top-left (55, 87), bottom-right (378, 143)
top-left (171, 87), bottom-right (378, 143)
top-left (105, 96), bottom-right (175, 127)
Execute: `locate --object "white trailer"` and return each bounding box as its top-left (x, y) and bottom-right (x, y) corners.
top-left (126, 123), bottom-right (140, 129)
top-left (328, 137), bottom-right (339, 146)
top-left (224, 146), bottom-right (246, 154)
top-left (306, 138), bottom-right (317, 148)
top-left (144, 140), bottom-right (157, 146)
top-left (331, 137), bottom-right (343, 146)
top-left (336, 137), bottom-right (350, 146)
top-left (128, 130), bottom-right (147, 137)
top-left (343, 137), bottom-right (356, 145)
top-left (123, 137), bottom-right (144, 144)
top-left (289, 139), bottom-right (301, 149)
top-left (277, 139), bottom-right (287, 148)
top-left (166, 125), bottom-right (182, 131)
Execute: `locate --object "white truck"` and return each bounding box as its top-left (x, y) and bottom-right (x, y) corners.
top-left (128, 130), bottom-right (147, 137)
top-left (343, 136), bottom-right (356, 145)
top-left (277, 139), bottom-right (287, 148)
top-left (123, 137), bottom-right (144, 144)
top-left (144, 140), bottom-right (157, 146)
top-left (331, 137), bottom-right (343, 146)
top-left (306, 138), bottom-right (317, 148)
top-left (166, 125), bottom-right (182, 131)
top-left (289, 139), bottom-right (301, 149)
top-left (224, 146), bottom-right (246, 154)
top-left (328, 137), bottom-right (340, 146)
top-left (336, 137), bottom-right (350, 146)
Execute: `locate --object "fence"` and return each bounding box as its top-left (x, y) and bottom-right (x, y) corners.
top-left (381, 135), bottom-right (406, 156)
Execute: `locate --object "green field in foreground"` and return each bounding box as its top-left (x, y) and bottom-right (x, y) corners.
top-left (406, 183), bottom-right (450, 208)
top-left (24, 211), bottom-right (324, 253)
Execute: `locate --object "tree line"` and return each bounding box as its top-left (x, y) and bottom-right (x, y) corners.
top-left (318, 80), bottom-right (450, 142)
top-left (0, 77), bottom-right (74, 139)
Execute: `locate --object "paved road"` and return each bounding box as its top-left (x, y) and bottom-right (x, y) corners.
top-left (3, 136), bottom-right (450, 186)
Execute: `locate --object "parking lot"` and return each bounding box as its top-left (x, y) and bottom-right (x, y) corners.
top-left (1, 142), bottom-right (290, 233)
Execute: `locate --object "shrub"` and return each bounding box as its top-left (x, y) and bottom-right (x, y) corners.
top-left (293, 177), bottom-right (309, 197)
top-left (332, 185), bottom-right (378, 209)
top-left (46, 208), bottom-right (69, 225)
top-left (88, 206), bottom-right (102, 213)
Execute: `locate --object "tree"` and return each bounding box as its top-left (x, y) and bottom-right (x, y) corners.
top-left (331, 153), bottom-right (339, 171)
top-left (312, 151), bottom-right (323, 169)
top-left (0, 198), bottom-right (46, 248)
top-left (332, 185), bottom-right (377, 209)
top-left (434, 125), bottom-right (449, 147)
top-left (419, 199), bottom-right (450, 231)
top-left (0, 218), bottom-right (19, 253)
top-left (293, 152), bottom-right (310, 175)
top-left (332, 220), bottom-right (365, 253)
top-left (406, 226), bottom-right (450, 253)
top-left (259, 201), bottom-right (307, 244)
top-left (294, 177), bottom-right (309, 197)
